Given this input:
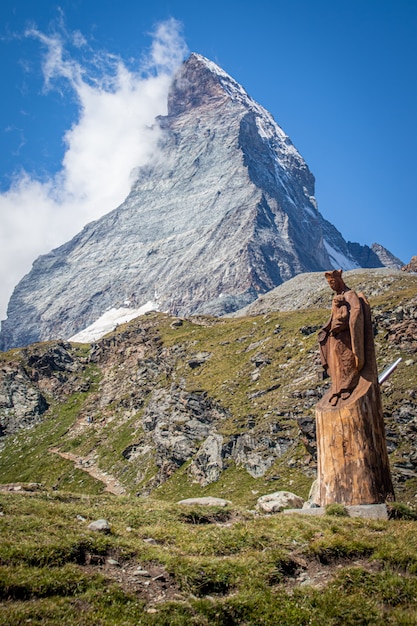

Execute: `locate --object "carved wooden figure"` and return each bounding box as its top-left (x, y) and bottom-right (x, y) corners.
top-left (315, 270), bottom-right (394, 506)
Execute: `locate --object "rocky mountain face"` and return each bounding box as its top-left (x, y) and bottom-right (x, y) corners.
top-left (0, 53), bottom-right (398, 351)
top-left (1, 270), bottom-right (416, 503)
top-left (370, 243), bottom-right (404, 269)
top-left (345, 242), bottom-right (403, 269)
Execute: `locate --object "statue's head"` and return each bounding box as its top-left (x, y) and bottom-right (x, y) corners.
top-left (324, 269), bottom-right (346, 293)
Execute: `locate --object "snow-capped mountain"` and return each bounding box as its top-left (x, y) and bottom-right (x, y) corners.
top-left (0, 53), bottom-right (396, 350)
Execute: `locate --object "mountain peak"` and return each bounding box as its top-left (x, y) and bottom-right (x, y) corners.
top-left (0, 54), bottom-right (396, 350)
top-left (167, 53), bottom-right (300, 166)
top-left (167, 52), bottom-right (236, 116)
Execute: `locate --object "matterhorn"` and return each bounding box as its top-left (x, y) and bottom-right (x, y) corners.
top-left (0, 53), bottom-right (400, 350)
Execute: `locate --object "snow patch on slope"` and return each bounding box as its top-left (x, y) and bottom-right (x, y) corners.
top-left (69, 302), bottom-right (158, 343)
top-left (323, 239), bottom-right (359, 271)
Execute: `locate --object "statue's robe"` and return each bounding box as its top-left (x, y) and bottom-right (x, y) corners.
top-left (318, 289), bottom-right (365, 402)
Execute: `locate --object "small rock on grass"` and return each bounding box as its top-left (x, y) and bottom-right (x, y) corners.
top-left (256, 491), bottom-right (304, 513)
top-left (134, 566), bottom-right (151, 577)
top-left (177, 496), bottom-right (232, 507)
top-left (88, 518), bottom-right (111, 532)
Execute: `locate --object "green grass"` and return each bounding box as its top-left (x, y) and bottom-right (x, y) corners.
top-left (1, 491), bottom-right (417, 624)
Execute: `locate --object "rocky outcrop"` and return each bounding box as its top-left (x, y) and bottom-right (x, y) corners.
top-left (371, 243), bottom-right (403, 269)
top-left (125, 382), bottom-right (293, 490)
top-left (141, 386), bottom-right (228, 480)
top-left (0, 362), bottom-right (48, 436)
top-left (2, 53), bottom-right (390, 351)
top-left (189, 434), bottom-right (224, 486)
top-left (401, 255), bottom-right (417, 273)
top-left (373, 296), bottom-right (417, 354)
top-left (0, 341), bottom-right (87, 437)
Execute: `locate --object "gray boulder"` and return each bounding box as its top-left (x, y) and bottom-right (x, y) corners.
top-left (87, 518), bottom-right (111, 533)
top-left (177, 496), bottom-right (231, 507)
top-left (256, 490), bottom-right (304, 513)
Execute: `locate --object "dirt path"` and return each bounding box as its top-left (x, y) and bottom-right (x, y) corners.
top-left (49, 447), bottom-right (126, 495)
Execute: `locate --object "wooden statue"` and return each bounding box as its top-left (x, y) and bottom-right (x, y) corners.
top-left (315, 270), bottom-right (394, 506)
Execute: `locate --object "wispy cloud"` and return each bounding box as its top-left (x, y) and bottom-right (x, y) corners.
top-left (0, 18), bottom-right (187, 320)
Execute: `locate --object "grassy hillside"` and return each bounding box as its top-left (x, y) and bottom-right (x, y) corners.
top-left (0, 270), bottom-right (416, 505)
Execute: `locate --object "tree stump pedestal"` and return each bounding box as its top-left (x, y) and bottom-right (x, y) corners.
top-left (315, 377), bottom-right (394, 506)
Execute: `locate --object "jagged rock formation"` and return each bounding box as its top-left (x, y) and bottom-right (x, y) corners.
top-left (0, 363), bottom-right (48, 436)
top-left (401, 255), bottom-right (417, 273)
top-left (0, 54), bottom-right (395, 350)
top-left (371, 243), bottom-right (403, 269)
top-left (344, 242), bottom-right (402, 270)
top-left (0, 341), bottom-right (90, 438)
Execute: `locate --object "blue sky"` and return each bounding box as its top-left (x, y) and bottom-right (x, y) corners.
top-left (1, 0), bottom-right (416, 319)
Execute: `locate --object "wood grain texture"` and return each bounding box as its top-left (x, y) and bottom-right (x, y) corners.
top-left (316, 377), bottom-right (394, 505)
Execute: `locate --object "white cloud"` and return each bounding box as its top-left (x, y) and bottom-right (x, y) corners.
top-left (0, 18), bottom-right (188, 320)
